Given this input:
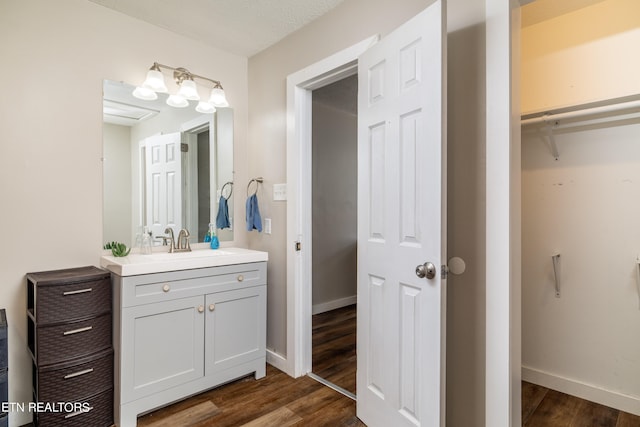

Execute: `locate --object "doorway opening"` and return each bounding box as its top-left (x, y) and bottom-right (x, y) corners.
top-left (284, 35), bottom-right (376, 381)
top-left (308, 75), bottom-right (358, 399)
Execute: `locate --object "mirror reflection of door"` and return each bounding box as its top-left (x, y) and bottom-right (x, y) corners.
top-left (143, 132), bottom-right (182, 240)
top-left (102, 79), bottom-right (235, 248)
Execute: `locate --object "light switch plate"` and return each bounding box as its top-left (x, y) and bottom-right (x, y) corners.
top-left (273, 183), bottom-right (287, 201)
top-left (264, 218), bottom-right (272, 234)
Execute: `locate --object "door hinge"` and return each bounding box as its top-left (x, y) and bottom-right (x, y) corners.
top-left (181, 143), bottom-right (189, 152)
top-left (441, 265), bottom-right (449, 280)
top-left (295, 241), bottom-right (302, 251)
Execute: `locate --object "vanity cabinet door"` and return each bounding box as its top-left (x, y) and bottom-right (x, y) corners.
top-left (121, 295), bottom-right (205, 403)
top-left (205, 286), bottom-right (266, 376)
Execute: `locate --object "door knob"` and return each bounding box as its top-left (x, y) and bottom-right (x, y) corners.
top-left (416, 262), bottom-right (436, 279)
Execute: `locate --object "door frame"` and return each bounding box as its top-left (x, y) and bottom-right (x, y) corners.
top-left (282, 1), bottom-right (522, 424)
top-left (282, 35), bottom-right (379, 377)
top-left (485, 0), bottom-right (522, 425)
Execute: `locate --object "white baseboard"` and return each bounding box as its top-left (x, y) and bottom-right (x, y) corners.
top-left (522, 366), bottom-right (640, 416)
top-left (266, 349), bottom-right (291, 376)
top-left (312, 295), bottom-right (357, 315)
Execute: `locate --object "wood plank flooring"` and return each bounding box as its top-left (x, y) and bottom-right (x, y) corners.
top-left (311, 304), bottom-right (357, 395)
top-left (134, 303), bottom-right (640, 426)
top-left (137, 364), bottom-right (364, 426)
top-left (522, 381), bottom-right (640, 426)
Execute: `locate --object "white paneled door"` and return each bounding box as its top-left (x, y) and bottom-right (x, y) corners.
top-left (356, 1), bottom-right (446, 426)
top-left (145, 132), bottom-right (182, 240)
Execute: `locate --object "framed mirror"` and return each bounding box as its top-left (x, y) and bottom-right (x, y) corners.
top-left (102, 80), bottom-right (234, 248)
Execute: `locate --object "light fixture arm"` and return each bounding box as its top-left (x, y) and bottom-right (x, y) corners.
top-left (152, 62), bottom-right (223, 89)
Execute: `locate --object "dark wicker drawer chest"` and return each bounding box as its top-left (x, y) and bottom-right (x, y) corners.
top-left (27, 266), bottom-right (113, 427)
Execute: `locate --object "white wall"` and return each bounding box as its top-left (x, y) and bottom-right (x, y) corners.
top-left (521, 0), bottom-right (640, 416)
top-left (0, 1), bottom-right (248, 425)
top-left (447, 21), bottom-right (488, 427)
top-left (521, 0), bottom-right (640, 113)
top-left (311, 79), bottom-right (358, 314)
top-left (521, 123), bottom-right (640, 413)
top-left (247, 0), bottom-right (490, 424)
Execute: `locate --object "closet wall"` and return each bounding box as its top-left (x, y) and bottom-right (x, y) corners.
top-left (521, 0), bottom-right (640, 414)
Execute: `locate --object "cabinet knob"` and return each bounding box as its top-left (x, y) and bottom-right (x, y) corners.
top-left (197, 305), bottom-right (204, 313)
top-left (237, 275), bottom-right (244, 282)
top-left (162, 284), bottom-right (170, 293)
top-left (209, 303), bottom-right (215, 312)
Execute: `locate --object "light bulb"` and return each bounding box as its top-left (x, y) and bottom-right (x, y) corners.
top-left (142, 69), bottom-right (168, 93)
top-left (208, 87), bottom-right (229, 107)
top-left (166, 94), bottom-right (189, 108)
top-left (177, 80), bottom-right (200, 101)
top-left (132, 86), bottom-right (158, 101)
top-left (195, 101), bottom-right (216, 114)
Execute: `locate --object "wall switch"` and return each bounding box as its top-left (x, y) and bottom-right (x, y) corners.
top-left (273, 183), bottom-right (287, 201)
top-left (264, 218), bottom-right (272, 234)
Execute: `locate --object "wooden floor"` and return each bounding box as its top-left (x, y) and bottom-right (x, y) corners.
top-left (137, 304), bottom-right (361, 426)
top-left (137, 364), bottom-right (364, 426)
top-left (311, 304), bottom-right (357, 395)
top-left (522, 381), bottom-right (640, 426)
top-left (135, 304), bottom-right (640, 426)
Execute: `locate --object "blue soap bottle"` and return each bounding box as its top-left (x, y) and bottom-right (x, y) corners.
top-left (208, 223), bottom-right (219, 249)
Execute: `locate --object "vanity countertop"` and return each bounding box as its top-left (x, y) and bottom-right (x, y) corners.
top-left (100, 247), bottom-right (268, 276)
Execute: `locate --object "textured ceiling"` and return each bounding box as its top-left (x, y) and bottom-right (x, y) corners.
top-left (88, 0), bottom-right (346, 57)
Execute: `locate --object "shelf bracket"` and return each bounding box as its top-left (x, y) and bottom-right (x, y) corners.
top-left (552, 253), bottom-right (561, 298)
top-left (539, 120), bottom-right (559, 160)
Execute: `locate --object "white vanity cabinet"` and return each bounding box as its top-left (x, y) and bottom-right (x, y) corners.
top-left (110, 261), bottom-right (267, 427)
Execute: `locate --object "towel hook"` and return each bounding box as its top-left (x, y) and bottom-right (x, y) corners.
top-left (221, 181), bottom-right (233, 200)
top-left (247, 177), bottom-right (263, 197)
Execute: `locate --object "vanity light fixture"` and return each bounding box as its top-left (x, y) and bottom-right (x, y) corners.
top-left (132, 62), bottom-right (229, 112)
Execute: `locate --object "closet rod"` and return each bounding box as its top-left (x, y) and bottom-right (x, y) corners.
top-left (521, 98), bottom-right (640, 127)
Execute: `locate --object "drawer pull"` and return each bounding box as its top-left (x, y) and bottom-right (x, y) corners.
top-left (237, 275), bottom-right (244, 282)
top-left (198, 305), bottom-right (204, 313)
top-left (162, 284), bottom-right (171, 292)
top-left (209, 303), bottom-right (215, 312)
top-left (63, 288), bottom-right (93, 296)
top-left (65, 407), bottom-right (93, 419)
top-left (64, 368), bottom-right (94, 380)
top-left (63, 326), bottom-right (93, 336)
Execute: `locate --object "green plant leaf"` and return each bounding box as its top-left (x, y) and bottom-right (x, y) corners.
top-left (110, 241), bottom-right (130, 257)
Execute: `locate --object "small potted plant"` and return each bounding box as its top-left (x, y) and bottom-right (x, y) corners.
top-left (104, 241), bottom-right (131, 257)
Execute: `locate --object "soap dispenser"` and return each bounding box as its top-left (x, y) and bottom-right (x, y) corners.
top-left (141, 226), bottom-right (153, 255)
top-left (207, 223), bottom-right (219, 249)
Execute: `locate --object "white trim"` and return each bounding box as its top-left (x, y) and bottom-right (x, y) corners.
top-left (522, 366), bottom-right (640, 416)
top-left (266, 349), bottom-right (288, 373)
top-left (285, 35), bottom-right (378, 378)
top-left (311, 295), bottom-right (357, 315)
top-left (180, 115), bottom-right (211, 133)
top-left (486, 0), bottom-right (521, 426)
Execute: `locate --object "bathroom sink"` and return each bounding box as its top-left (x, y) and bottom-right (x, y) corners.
top-left (100, 247), bottom-right (268, 276)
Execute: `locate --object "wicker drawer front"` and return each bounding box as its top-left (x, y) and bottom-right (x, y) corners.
top-left (35, 350), bottom-right (113, 402)
top-left (34, 314), bottom-right (112, 366)
top-left (34, 277), bottom-right (111, 324)
top-left (33, 388), bottom-right (113, 427)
